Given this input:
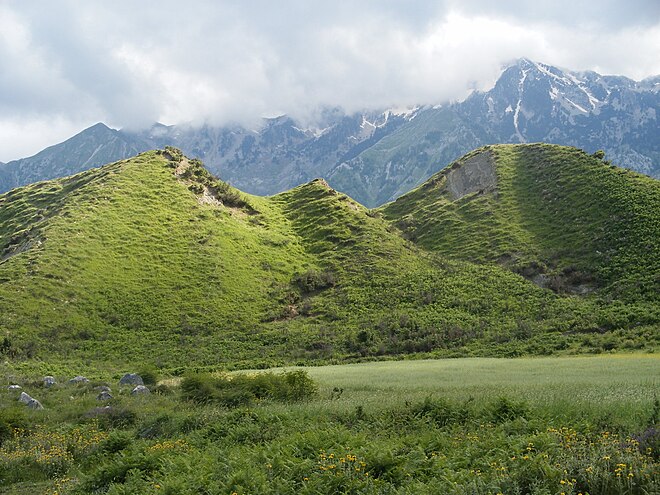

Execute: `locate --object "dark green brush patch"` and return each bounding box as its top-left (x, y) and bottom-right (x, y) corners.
top-left (0, 145), bottom-right (657, 374)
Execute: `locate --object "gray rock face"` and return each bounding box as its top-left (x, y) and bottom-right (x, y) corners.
top-left (68, 376), bottom-right (89, 385)
top-left (119, 373), bottom-right (143, 386)
top-left (27, 398), bottom-right (44, 410)
top-left (43, 376), bottom-right (56, 387)
top-left (18, 392), bottom-right (43, 409)
top-left (7, 384), bottom-right (21, 390)
top-left (94, 385), bottom-right (112, 393)
top-left (96, 390), bottom-right (113, 401)
top-left (131, 385), bottom-right (150, 395)
top-left (445, 151), bottom-right (497, 200)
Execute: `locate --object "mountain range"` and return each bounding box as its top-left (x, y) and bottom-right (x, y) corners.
top-left (0, 144), bottom-right (657, 370)
top-left (0, 59), bottom-right (658, 207)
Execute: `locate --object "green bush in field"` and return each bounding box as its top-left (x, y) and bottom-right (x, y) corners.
top-left (137, 365), bottom-right (159, 386)
top-left (0, 407), bottom-right (27, 445)
top-left (180, 371), bottom-right (318, 407)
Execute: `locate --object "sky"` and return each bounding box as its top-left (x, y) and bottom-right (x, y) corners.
top-left (1, 0), bottom-right (659, 162)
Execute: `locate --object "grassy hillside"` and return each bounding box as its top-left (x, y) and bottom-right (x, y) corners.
top-left (381, 143), bottom-right (660, 301)
top-left (0, 147), bottom-right (657, 373)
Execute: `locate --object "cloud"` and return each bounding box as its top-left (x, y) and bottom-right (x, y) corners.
top-left (0, 0), bottom-right (659, 160)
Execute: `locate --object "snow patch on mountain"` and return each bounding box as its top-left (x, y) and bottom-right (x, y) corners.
top-left (513, 67), bottom-right (529, 142)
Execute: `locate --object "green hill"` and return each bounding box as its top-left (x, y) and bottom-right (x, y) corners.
top-left (381, 144), bottom-right (660, 301)
top-left (0, 146), bottom-right (657, 373)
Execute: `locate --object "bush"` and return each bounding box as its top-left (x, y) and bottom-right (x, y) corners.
top-left (137, 365), bottom-right (159, 386)
top-left (98, 431), bottom-right (133, 454)
top-left (180, 371), bottom-right (317, 407)
top-left (489, 396), bottom-right (529, 422)
top-left (0, 408), bottom-right (27, 445)
top-left (412, 397), bottom-right (461, 427)
top-left (163, 146), bottom-right (183, 162)
top-left (294, 270), bottom-right (336, 293)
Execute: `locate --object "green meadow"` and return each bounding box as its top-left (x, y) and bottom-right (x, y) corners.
top-left (0, 355), bottom-right (657, 494)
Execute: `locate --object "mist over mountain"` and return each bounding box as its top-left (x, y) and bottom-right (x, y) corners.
top-left (0, 59), bottom-right (657, 207)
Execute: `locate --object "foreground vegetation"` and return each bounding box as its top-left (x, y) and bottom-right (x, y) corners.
top-left (0, 355), bottom-right (657, 494)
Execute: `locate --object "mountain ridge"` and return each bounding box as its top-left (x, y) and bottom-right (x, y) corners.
top-left (0, 59), bottom-right (658, 208)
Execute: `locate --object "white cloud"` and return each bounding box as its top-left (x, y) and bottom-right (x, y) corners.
top-left (0, 117), bottom-right (97, 162)
top-left (0, 0), bottom-right (659, 161)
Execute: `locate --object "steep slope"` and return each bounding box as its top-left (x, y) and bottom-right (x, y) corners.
top-left (2, 148), bottom-right (654, 372)
top-left (0, 150), bottom-right (316, 369)
top-left (381, 143), bottom-right (660, 302)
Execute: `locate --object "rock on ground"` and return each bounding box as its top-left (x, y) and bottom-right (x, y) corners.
top-left (119, 373), bottom-right (144, 386)
top-left (68, 376), bottom-right (90, 385)
top-left (131, 385), bottom-right (150, 395)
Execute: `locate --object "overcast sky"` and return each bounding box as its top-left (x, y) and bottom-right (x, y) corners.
top-left (1, 0), bottom-right (659, 162)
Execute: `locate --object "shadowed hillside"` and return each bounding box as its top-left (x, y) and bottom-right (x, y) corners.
top-left (381, 143), bottom-right (660, 301)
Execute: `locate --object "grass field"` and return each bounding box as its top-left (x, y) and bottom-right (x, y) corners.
top-left (1, 355), bottom-right (657, 494)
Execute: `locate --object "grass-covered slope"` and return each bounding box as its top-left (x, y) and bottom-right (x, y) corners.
top-left (0, 150), bottom-right (318, 370)
top-left (0, 147), bottom-right (657, 373)
top-left (381, 143), bottom-right (660, 301)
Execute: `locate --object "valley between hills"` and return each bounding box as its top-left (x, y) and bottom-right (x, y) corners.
top-left (0, 143), bottom-right (657, 494)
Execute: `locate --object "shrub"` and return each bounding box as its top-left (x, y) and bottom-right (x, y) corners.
top-left (489, 396), bottom-right (529, 423)
top-left (293, 270), bottom-right (336, 293)
top-left (137, 365), bottom-right (159, 386)
top-left (412, 397), bottom-right (459, 427)
top-left (180, 371), bottom-right (317, 407)
top-left (180, 374), bottom-right (218, 405)
top-left (98, 431), bottom-right (133, 454)
top-left (0, 408), bottom-right (27, 445)
top-left (163, 146), bottom-right (183, 162)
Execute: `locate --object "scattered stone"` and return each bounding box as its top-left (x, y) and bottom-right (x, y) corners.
top-left (131, 385), bottom-right (150, 395)
top-left (94, 385), bottom-right (112, 393)
top-left (43, 376), bottom-right (56, 388)
top-left (119, 373), bottom-right (143, 386)
top-left (68, 375), bottom-right (90, 385)
top-left (27, 398), bottom-right (44, 410)
top-left (97, 390), bottom-right (113, 401)
top-left (18, 392), bottom-right (44, 410)
top-left (7, 384), bottom-right (21, 390)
